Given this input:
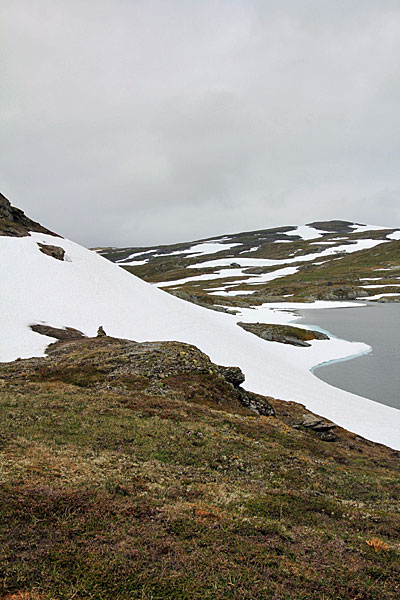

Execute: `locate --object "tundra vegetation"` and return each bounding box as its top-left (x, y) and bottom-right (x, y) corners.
top-left (0, 335), bottom-right (399, 600)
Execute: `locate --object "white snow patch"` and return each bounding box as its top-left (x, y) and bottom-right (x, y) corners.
top-left (360, 277), bottom-right (382, 281)
top-left (152, 241), bottom-right (242, 258)
top-left (387, 231), bottom-right (400, 241)
top-left (188, 242), bottom-right (242, 255)
top-left (290, 225), bottom-right (324, 240)
top-left (209, 289), bottom-right (257, 297)
top-left (310, 241), bottom-right (338, 245)
top-left (350, 224), bottom-right (388, 234)
top-left (362, 284), bottom-right (400, 288)
top-left (240, 246), bottom-right (260, 253)
top-left (119, 259), bottom-right (149, 266)
top-left (157, 265), bottom-right (299, 289)
top-left (245, 266), bottom-right (299, 284)
top-left (117, 249), bottom-right (155, 263)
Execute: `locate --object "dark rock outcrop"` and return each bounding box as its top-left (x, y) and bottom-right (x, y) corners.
top-left (317, 286), bottom-right (359, 301)
top-left (238, 322), bottom-right (329, 347)
top-left (0, 192), bottom-right (59, 238)
top-left (37, 243), bottom-right (65, 261)
top-left (217, 365), bottom-right (245, 387)
top-left (237, 389), bottom-right (275, 416)
top-left (307, 220), bottom-right (358, 233)
top-left (30, 324), bottom-right (85, 341)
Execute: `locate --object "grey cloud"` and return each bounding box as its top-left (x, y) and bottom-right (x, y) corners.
top-left (1, 0), bottom-right (400, 247)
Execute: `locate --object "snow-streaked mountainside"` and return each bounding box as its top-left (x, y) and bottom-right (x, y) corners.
top-left (97, 219), bottom-right (400, 310)
top-left (1, 198), bottom-right (400, 449)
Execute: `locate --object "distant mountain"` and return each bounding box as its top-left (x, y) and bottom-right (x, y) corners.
top-left (1, 194), bottom-right (400, 448)
top-left (97, 220), bottom-right (400, 310)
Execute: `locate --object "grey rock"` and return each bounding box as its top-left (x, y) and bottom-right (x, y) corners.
top-left (30, 324), bottom-right (85, 341)
top-left (301, 413), bottom-right (337, 433)
top-left (312, 421), bottom-right (337, 431)
top-left (320, 432), bottom-right (337, 442)
top-left (301, 415), bottom-right (323, 428)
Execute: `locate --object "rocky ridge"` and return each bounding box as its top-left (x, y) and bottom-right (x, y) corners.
top-left (0, 192), bottom-right (58, 238)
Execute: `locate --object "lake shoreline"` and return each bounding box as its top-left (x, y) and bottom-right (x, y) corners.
top-left (293, 302), bottom-right (400, 411)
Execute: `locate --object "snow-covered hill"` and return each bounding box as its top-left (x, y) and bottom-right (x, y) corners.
top-left (1, 197), bottom-right (400, 449)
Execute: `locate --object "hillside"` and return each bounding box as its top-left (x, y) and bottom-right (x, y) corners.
top-left (97, 220), bottom-right (400, 310)
top-left (1, 193), bottom-right (400, 449)
top-left (1, 334), bottom-right (399, 599)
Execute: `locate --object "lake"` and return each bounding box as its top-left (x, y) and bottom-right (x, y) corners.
top-left (295, 302), bottom-right (400, 410)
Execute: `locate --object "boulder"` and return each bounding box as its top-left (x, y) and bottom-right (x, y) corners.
top-left (218, 365), bottom-right (245, 387)
top-left (30, 324), bottom-right (85, 341)
top-left (38, 243), bottom-right (65, 261)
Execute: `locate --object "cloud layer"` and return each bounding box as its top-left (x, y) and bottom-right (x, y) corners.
top-left (2, 0), bottom-right (400, 246)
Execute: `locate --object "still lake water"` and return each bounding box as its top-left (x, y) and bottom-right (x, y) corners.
top-left (295, 303), bottom-right (400, 410)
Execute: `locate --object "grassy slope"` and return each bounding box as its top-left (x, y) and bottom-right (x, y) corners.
top-left (1, 337), bottom-right (399, 600)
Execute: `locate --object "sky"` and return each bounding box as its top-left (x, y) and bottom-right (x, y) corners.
top-left (2, 0), bottom-right (400, 247)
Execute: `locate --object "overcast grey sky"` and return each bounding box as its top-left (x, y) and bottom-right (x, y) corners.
top-left (2, 1), bottom-right (400, 247)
